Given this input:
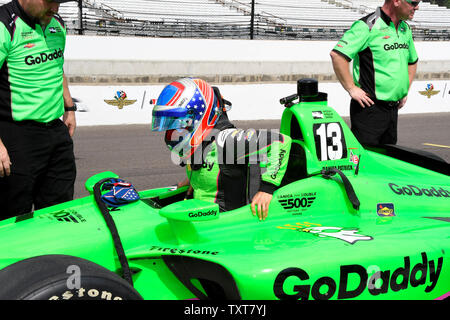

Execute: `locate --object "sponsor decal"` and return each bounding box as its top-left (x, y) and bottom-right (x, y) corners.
top-left (104, 90), bottom-right (137, 109)
top-left (277, 221), bottom-right (373, 244)
top-left (188, 209), bottom-right (217, 218)
top-left (21, 31), bottom-right (34, 40)
top-left (321, 164), bottom-right (354, 172)
top-left (149, 245), bottom-right (219, 255)
top-left (336, 40), bottom-right (347, 48)
top-left (313, 110), bottom-right (334, 120)
top-left (270, 149), bottom-right (287, 179)
top-left (349, 148), bottom-right (359, 165)
top-left (273, 252), bottom-right (443, 300)
top-left (40, 210), bottom-right (86, 223)
top-left (25, 48), bottom-right (63, 65)
top-left (389, 183), bottom-right (450, 198)
top-left (48, 26), bottom-right (62, 34)
top-left (176, 97), bottom-right (187, 108)
top-left (312, 111), bottom-right (324, 119)
top-left (382, 35), bottom-right (390, 39)
top-left (23, 43), bottom-right (35, 49)
top-left (377, 203), bottom-right (395, 217)
top-left (278, 193), bottom-right (316, 215)
top-left (384, 42), bottom-right (409, 51)
top-left (419, 83), bottom-right (440, 99)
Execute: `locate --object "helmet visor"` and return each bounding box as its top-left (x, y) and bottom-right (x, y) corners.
top-left (152, 115), bottom-right (193, 132)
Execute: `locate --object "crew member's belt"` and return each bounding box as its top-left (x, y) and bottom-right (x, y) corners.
top-left (374, 99), bottom-right (400, 108)
top-left (17, 119), bottom-right (61, 128)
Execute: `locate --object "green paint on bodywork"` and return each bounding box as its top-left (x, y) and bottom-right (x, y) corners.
top-left (0, 88), bottom-right (448, 300)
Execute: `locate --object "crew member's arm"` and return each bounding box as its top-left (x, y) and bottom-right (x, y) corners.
top-left (0, 138), bottom-right (11, 177)
top-left (399, 62), bottom-right (417, 109)
top-left (330, 51), bottom-right (374, 108)
top-left (0, 25), bottom-right (11, 177)
top-left (408, 62), bottom-right (418, 86)
top-left (399, 30), bottom-right (419, 109)
top-left (62, 74), bottom-right (76, 137)
top-left (330, 20), bottom-right (373, 108)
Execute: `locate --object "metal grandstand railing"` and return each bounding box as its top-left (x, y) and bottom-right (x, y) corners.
top-left (58, 0), bottom-right (450, 41)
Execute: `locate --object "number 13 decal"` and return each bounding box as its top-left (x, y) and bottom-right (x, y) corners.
top-left (314, 122), bottom-right (347, 161)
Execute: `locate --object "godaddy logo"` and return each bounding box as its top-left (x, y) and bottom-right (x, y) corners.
top-left (273, 252), bottom-right (443, 300)
top-left (270, 149), bottom-right (287, 179)
top-left (384, 43), bottom-right (409, 51)
top-left (25, 48), bottom-right (63, 65)
top-left (188, 210), bottom-right (217, 218)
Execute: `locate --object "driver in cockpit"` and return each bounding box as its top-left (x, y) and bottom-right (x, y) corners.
top-left (151, 78), bottom-right (291, 221)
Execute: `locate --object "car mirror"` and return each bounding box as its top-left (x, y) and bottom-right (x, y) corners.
top-left (85, 171), bottom-right (119, 194)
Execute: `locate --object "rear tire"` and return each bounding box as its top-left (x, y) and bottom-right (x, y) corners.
top-left (0, 255), bottom-right (142, 300)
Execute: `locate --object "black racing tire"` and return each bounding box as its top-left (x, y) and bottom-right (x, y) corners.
top-left (0, 255), bottom-right (142, 300)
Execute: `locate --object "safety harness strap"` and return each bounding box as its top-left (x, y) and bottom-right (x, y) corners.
top-left (93, 178), bottom-right (133, 286)
top-left (321, 168), bottom-right (360, 210)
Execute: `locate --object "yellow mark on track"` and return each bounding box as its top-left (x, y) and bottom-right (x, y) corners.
top-left (423, 143), bottom-right (450, 149)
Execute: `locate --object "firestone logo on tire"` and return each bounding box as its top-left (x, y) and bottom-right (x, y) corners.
top-left (48, 288), bottom-right (124, 300)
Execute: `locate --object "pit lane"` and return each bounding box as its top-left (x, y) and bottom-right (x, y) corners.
top-left (72, 112), bottom-right (449, 199)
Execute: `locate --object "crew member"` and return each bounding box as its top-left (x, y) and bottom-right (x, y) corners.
top-left (0, 0), bottom-right (78, 220)
top-left (330, 0), bottom-right (419, 145)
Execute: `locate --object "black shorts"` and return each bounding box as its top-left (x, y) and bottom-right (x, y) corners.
top-left (0, 119), bottom-right (76, 220)
top-left (350, 99), bottom-right (399, 146)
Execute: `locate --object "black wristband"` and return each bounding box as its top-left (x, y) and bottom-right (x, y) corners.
top-left (64, 104), bottom-right (77, 112)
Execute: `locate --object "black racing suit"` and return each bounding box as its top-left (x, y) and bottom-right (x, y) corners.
top-left (185, 117), bottom-right (291, 212)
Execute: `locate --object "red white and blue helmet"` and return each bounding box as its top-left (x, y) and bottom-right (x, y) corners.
top-left (152, 78), bottom-right (223, 159)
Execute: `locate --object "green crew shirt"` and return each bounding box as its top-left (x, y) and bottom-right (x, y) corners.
top-left (0, 0), bottom-right (66, 123)
top-left (333, 7), bottom-right (418, 101)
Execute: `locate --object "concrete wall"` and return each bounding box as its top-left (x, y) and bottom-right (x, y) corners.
top-left (64, 36), bottom-right (450, 85)
top-left (64, 36), bottom-right (449, 125)
top-left (70, 80), bottom-right (450, 126)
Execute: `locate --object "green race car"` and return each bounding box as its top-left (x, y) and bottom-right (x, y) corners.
top-left (0, 79), bottom-right (448, 300)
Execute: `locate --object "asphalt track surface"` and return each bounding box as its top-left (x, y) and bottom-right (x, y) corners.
top-left (72, 112), bottom-right (450, 199)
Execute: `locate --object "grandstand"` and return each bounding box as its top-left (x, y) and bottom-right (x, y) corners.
top-left (0, 0), bottom-right (448, 40)
top-left (332, 0), bottom-right (450, 28)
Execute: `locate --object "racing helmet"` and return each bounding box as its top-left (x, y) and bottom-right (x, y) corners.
top-left (151, 78), bottom-right (223, 159)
